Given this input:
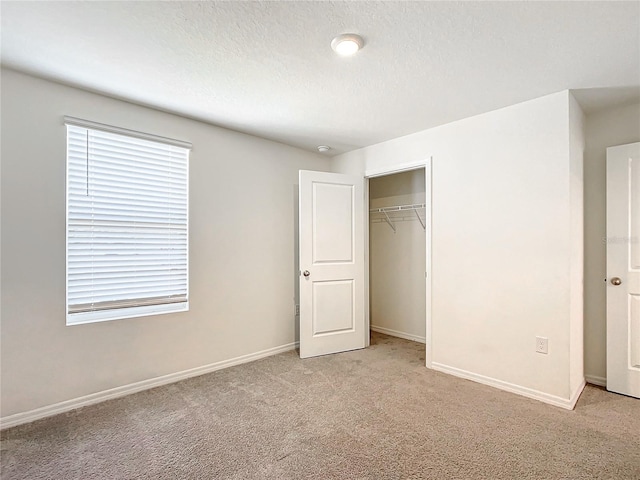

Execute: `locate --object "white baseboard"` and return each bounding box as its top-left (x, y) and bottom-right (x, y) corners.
top-left (585, 374), bottom-right (606, 387)
top-left (431, 362), bottom-right (584, 410)
top-left (569, 379), bottom-right (587, 409)
top-left (1, 341), bottom-right (299, 430)
top-left (371, 325), bottom-right (426, 344)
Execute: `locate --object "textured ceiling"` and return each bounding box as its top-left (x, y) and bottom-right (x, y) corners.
top-left (1, 1), bottom-right (639, 155)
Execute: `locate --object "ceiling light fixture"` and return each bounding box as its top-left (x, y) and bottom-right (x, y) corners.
top-left (317, 145), bottom-right (331, 153)
top-left (331, 34), bottom-right (364, 56)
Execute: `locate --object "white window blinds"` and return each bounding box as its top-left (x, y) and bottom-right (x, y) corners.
top-left (66, 119), bottom-right (190, 325)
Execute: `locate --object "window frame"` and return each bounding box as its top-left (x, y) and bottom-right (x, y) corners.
top-left (64, 116), bottom-right (191, 326)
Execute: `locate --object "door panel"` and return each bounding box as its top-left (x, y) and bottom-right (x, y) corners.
top-left (606, 142), bottom-right (640, 398)
top-left (313, 280), bottom-right (354, 335)
top-left (631, 158), bottom-right (640, 269)
top-left (299, 170), bottom-right (365, 358)
top-left (312, 182), bottom-right (354, 263)
top-left (631, 295), bottom-right (640, 368)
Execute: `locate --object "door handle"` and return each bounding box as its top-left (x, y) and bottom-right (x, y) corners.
top-left (303, 270), bottom-right (310, 277)
top-left (611, 277), bottom-right (622, 286)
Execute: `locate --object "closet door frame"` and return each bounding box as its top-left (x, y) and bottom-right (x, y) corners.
top-left (365, 158), bottom-right (433, 368)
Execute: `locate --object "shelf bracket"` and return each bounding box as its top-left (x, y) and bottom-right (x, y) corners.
top-left (382, 210), bottom-right (396, 232)
top-left (414, 208), bottom-right (426, 230)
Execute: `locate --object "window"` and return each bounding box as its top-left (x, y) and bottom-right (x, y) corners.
top-left (65, 117), bottom-right (190, 325)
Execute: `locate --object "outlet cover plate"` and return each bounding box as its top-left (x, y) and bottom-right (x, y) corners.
top-left (536, 336), bottom-right (548, 354)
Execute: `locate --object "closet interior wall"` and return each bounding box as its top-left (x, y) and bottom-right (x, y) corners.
top-left (369, 169), bottom-right (426, 343)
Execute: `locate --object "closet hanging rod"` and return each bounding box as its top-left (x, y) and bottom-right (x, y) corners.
top-left (369, 203), bottom-right (426, 213)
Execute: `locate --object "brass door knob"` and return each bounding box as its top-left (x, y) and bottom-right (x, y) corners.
top-left (611, 277), bottom-right (622, 286)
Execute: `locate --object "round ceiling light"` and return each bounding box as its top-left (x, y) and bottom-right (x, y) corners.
top-left (317, 145), bottom-right (331, 153)
top-left (331, 34), bottom-right (364, 56)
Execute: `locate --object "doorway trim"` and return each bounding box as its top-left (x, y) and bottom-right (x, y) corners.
top-left (365, 158), bottom-right (433, 368)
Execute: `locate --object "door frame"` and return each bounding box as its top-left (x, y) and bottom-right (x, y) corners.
top-left (364, 158), bottom-right (433, 367)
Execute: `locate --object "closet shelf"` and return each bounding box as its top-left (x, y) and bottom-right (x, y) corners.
top-left (369, 203), bottom-right (426, 214)
top-left (369, 203), bottom-right (426, 232)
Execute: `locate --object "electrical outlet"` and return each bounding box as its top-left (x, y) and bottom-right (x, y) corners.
top-left (295, 304), bottom-right (300, 316)
top-left (536, 336), bottom-right (548, 354)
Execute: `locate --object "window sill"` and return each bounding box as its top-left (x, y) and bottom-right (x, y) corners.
top-left (66, 302), bottom-right (189, 326)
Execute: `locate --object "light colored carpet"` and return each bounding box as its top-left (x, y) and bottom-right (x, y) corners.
top-left (1, 332), bottom-right (639, 479)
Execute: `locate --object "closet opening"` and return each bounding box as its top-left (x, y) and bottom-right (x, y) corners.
top-left (368, 168), bottom-right (428, 360)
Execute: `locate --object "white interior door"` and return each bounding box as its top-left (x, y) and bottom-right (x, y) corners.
top-left (606, 142), bottom-right (640, 398)
top-left (299, 170), bottom-right (365, 358)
